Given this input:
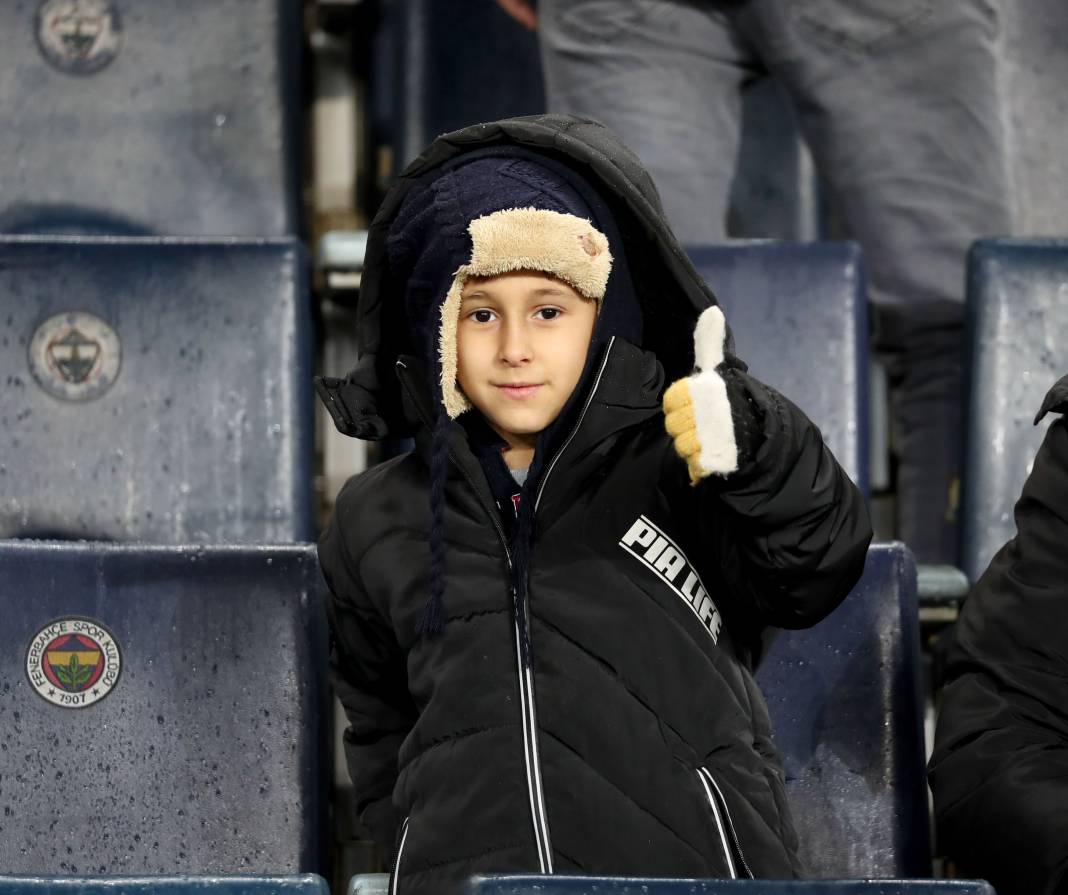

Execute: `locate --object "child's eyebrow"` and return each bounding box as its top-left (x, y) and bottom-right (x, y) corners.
top-left (460, 286), bottom-right (569, 302)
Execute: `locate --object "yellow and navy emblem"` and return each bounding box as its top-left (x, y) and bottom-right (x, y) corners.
top-left (26, 617), bottom-right (122, 708)
top-left (36, 0), bottom-right (123, 75)
top-left (28, 311), bottom-right (121, 401)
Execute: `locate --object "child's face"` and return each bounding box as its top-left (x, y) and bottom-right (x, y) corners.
top-left (457, 270), bottom-right (597, 463)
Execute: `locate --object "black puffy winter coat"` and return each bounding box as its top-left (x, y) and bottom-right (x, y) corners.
top-left (929, 375), bottom-right (1068, 895)
top-left (318, 115), bottom-right (872, 894)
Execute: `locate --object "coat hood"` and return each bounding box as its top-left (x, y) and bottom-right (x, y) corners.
top-left (317, 113), bottom-right (735, 439)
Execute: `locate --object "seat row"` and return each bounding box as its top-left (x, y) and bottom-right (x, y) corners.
top-left (2, 236), bottom-right (1062, 581)
top-left (0, 237), bottom-right (1062, 891)
top-left (0, 536), bottom-right (920, 884)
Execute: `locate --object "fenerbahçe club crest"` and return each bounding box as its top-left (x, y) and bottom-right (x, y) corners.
top-left (26, 618), bottom-right (122, 708)
top-left (36, 0), bottom-right (123, 75)
top-left (28, 311), bottom-right (121, 402)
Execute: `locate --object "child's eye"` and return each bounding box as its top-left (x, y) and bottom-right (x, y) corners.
top-left (535, 308), bottom-right (562, 321)
top-left (471, 309), bottom-right (496, 324)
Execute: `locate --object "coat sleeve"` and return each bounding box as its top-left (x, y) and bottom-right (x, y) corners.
top-left (319, 497), bottom-right (417, 854)
top-left (694, 371), bottom-right (872, 631)
top-left (928, 408), bottom-right (1068, 895)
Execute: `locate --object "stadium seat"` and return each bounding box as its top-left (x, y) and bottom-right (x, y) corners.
top-left (0, 540), bottom-right (328, 874)
top-left (961, 239), bottom-right (1068, 583)
top-left (467, 880), bottom-right (993, 895)
top-left (0, 878), bottom-right (330, 895)
top-left (347, 876), bottom-right (388, 895)
top-left (0, 0), bottom-right (301, 236)
top-left (0, 237), bottom-right (313, 542)
top-left (756, 543), bottom-right (929, 878)
top-left (688, 242), bottom-right (869, 493)
top-left (728, 81), bottom-right (822, 241)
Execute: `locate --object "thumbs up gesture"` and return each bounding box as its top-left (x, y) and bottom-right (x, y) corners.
top-left (663, 306), bottom-right (744, 484)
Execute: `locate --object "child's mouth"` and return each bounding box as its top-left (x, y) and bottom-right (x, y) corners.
top-left (495, 383), bottom-right (543, 400)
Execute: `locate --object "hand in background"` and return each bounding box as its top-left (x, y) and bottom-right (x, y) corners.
top-left (494, 0), bottom-right (538, 30)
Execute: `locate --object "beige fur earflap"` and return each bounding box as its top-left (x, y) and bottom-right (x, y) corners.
top-left (438, 207), bottom-right (613, 419)
top-left (438, 278), bottom-right (471, 418)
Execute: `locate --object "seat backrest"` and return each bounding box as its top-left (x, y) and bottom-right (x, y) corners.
top-left (1, 541), bottom-right (328, 874)
top-left (755, 544), bottom-right (929, 878)
top-left (729, 82), bottom-right (822, 241)
top-left (0, 0), bottom-right (300, 236)
top-left (687, 242), bottom-right (869, 493)
top-left (962, 240), bottom-right (1068, 582)
top-left (0, 237), bottom-right (313, 542)
top-left (0, 879), bottom-right (330, 895)
top-left (466, 878), bottom-right (994, 894)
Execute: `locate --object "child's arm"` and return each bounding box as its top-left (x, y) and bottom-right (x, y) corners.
top-left (664, 306), bottom-right (872, 630)
top-left (320, 507), bottom-right (417, 853)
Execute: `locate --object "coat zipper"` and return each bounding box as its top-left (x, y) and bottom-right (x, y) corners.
top-left (697, 766), bottom-right (754, 879)
top-left (516, 338), bottom-right (615, 871)
top-left (394, 360), bottom-right (554, 874)
top-left (388, 815), bottom-right (411, 895)
top-left (534, 338), bottom-right (616, 513)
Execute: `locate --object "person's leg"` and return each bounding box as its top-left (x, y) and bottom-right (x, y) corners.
top-left (539, 0), bottom-right (754, 244)
top-left (743, 0), bottom-right (1011, 563)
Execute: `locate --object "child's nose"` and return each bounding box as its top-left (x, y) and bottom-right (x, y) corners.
top-left (498, 319), bottom-right (533, 365)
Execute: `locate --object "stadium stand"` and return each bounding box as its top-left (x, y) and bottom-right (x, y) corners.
top-left (961, 239), bottom-right (1068, 584)
top-left (0, 540), bottom-right (328, 875)
top-left (0, 0), bottom-right (301, 237)
top-left (688, 243), bottom-right (868, 493)
top-left (0, 237), bottom-right (313, 543)
top-left (0, 879), bottom-right (331, 895)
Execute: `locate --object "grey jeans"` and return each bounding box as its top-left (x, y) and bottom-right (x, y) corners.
top-left (540, 0), bottom-right (1012, 564)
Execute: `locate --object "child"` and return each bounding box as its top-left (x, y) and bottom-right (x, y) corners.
top-left (316, 115), bottom-right (872, 894)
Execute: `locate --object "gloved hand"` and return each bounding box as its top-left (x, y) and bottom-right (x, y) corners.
top-left (663, 306), bottom-right (747, 484)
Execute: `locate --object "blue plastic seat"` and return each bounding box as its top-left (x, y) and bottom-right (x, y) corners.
top-left (0, 1), bottom-right (300, 236)
top-left (0, 540), bottom-right (328, 874)
top-left (467, 880), bottom-right (993, 894)
top-left (0, 237), bottom-right (313, 542)
top-left (756, 543), bottom-right (929, 878)
top-left (0, 879), bottom-right (330, 895)
top-left (688, 242), bottom-right (869, 493)
top-left (962, 239), bottom-right (1068, 583)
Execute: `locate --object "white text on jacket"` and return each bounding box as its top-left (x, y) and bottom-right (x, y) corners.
top-left (619, 515), bottom-right (722, 644)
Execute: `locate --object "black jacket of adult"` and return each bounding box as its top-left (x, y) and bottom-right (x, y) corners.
top-left (929, 375), bottom-right (1068, 895)
top-left (318, 114), bottom-right (872, 894)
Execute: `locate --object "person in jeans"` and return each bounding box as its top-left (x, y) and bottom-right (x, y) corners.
top-left (497, 0), bottom-right (1012, 564)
